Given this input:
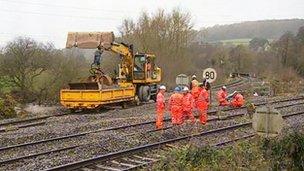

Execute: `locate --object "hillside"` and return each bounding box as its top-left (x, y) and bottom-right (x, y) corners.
top-left (198, 19), bottom-right (304, 42)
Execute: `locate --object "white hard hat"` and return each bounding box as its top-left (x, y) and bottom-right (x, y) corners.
top-left (222, 86), bottom-right (227, 89)
top-left (192, 75), bottom-right (197, 78)
top-left (183, 86), bottom-right (189, 92)
top-left (159, 85), bottom-right (166, 90)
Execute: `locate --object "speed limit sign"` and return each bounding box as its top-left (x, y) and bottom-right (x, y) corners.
top-left (203, 68), bottom-right (217, 83)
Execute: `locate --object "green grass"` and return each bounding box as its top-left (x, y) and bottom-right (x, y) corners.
top-left (213, 38), bottom-right (274, 46)
top-left (219, 38), bottom-right (252, 45)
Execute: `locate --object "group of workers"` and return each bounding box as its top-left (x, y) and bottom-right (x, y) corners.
top-left (155, 75), bottom-right (245, 129)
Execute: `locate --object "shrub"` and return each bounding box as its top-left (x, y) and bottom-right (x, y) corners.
top-left (262, 132), bottom-right (304, 170)
top-left (0, 95), bottom-right (17, 119)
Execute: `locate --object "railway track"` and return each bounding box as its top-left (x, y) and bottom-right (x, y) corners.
top-left (0, 115), bottom-right (49, 128)
top-left (44, 110), bottom-right (304, 171)
top-left (0, 113), bottom-right (68, 133)
top-left (0, 96), bottom-right (303, 170)
top-left (1, 95), bottom-right (303, 152)
top-left (212, 77), bottom-right (244, 89)
top-left (0, 77), bottom-right (248, 133)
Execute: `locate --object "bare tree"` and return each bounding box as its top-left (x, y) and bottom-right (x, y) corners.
top-left (0, 37), bottom-right (52, 101)
top-left (119, 8), bottom-right (195, 87)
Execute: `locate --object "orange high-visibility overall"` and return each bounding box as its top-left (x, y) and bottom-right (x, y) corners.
top-left (231, 93), bottom-right (244, 108)
top-left (196, 88), bottom-right (209, 124)
top-left (191, 86), bottom-right (202, 109)
top-left (169, 93), bottom-right (183, 125)
top-left (217, 89), bottom-right (229, 106)
top-left (156, 92), bottom-right (165, 129)
top-left (182, 92), bottom-right (195, 123)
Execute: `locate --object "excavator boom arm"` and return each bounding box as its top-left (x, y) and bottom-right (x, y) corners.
top-left (66, 31), bottom-right (134, 79)
top-left (109, 43), bottom-right (133, 78)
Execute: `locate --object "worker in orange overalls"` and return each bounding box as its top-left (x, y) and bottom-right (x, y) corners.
top-left (169, 87), bottom-right (183, 125)
top-left (196, 84), bottom-right (209, 124)
top-left (217, 86), bottom-right (229, 106)
top-left (182, 86), bottom-right (195, 123)
top-left (191, 75), bottom-right (201, 109)
top-left (156, 85), bottom-right (166, 129)
top-left (230, 91), bottom-right (245, 108)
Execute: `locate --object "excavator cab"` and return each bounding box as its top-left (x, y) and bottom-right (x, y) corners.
top-left (133, 54), bottom-right (146, 80)
top-left (133, 54), bottom-right (161, 83)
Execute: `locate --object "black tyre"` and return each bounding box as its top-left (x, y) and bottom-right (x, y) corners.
top-left (142, 86), bottom-right (151, 102)
top-left (69, 109), bottom-right (76, 113)
top-left (138, 85), bottom-right (151, 102)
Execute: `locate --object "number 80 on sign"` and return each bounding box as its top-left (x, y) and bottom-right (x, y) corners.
top-left (203, 68), bottom-right (217, 83)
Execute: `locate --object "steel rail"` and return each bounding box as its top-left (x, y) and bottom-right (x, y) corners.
top-left (44, 122), bottom-right (252, 171)
top-left (44, 110), bottom-right (304, 171)
top-left (0, 121), bottom-right (46, 133)
top-left (1, 109), bottom-right (303, 169)
top-left (0, 77), bottom-right (247, 130)
top-left (0, 96), bottom-right (303, 152)
top-left (0, 115), bottom-right (50, 127)
top-left (121, 134), bottom-right (256, 171)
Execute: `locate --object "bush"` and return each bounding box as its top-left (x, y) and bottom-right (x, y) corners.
top-left (155, 132), bottom-right (304, 170)
top-left (262, 132), bottom-right (304, 170)
top-left (154, 141), bottom-right (266, 170)
top-left (0, 95), bottom-right (17, 119)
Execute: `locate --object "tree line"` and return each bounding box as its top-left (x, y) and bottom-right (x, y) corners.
top-left (197, 19), bottom-right (304, 42)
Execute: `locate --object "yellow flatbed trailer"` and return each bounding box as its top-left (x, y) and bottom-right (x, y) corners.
top-left (60, 86), bottom-right (136, 110)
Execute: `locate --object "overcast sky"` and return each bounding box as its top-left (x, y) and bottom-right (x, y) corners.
top-left (0, 0), bottom-right (303, 48)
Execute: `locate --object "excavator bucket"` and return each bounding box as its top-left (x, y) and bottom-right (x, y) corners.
top-left (68, 75), bottom-right (114, 90)
top-left (66, 32), bottom-right (114, 49)
top-left (68, 82), bottom-right (99, 90)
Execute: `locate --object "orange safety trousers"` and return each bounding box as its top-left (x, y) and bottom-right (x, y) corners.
top-left (171, 106), bottom-right (183, 125)
top-left (183, 110), bottom-right (195, 123)
top-left (230, 101), bottom-right (243, 108)
top-left (169, 93), bottom-right (183, 125)
top-left (196, 88), bottom-right (209, 125)
top-left (156, 109), bottom-right (165, 129)
top-left (156, 92), bottom-right (165, 129)
top-left (197, 102), bottom-right (208, 124)
top-left (230, 94), bottom-right (244, 108)
top-left (182, 93), bottom-right (195, 123)
top-left (191, 87), bottom-right (202, 109)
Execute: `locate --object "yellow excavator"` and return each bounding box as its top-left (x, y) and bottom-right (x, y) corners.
top-left (60, 32), bottom-right (162, 110)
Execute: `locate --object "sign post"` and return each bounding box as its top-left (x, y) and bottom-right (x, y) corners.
top-left (203, 68), bottom-right (217, 109)
top-left (203, 68), bottom-right (217, 83)
top-left (176, 74), bottom-right (190, 88)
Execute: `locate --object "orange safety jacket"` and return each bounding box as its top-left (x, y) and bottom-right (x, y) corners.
top-left (169, 93), bottom-right (183, 112)
top-left (191, 86), bottom-right (201, 99)
top-left (156, 92), bottom-right (165, 111)
top-left (182, 93), bottom-right (194, 111)
top-left (196, 88), bottom-right (209, 109)
top-left (217, 89), bottom-right (229, 106)
top-left (231, 93), bottom-right (244, 107)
